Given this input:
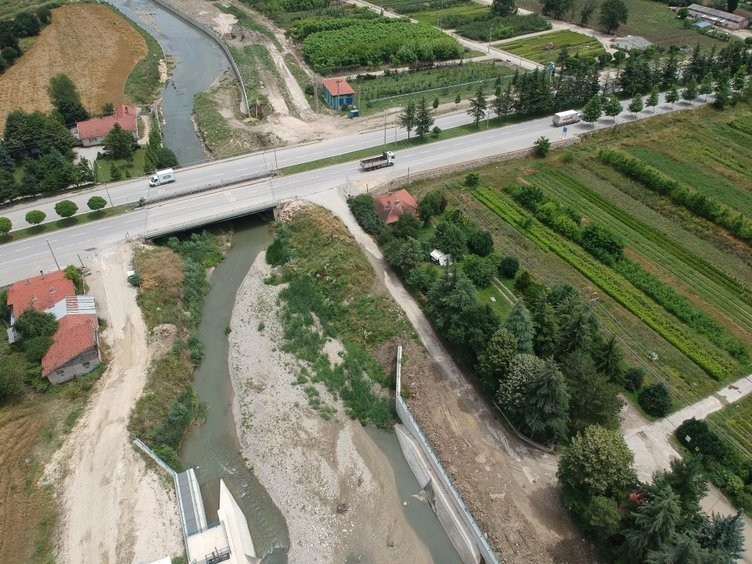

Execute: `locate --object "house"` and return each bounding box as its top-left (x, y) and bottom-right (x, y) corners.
top-left (687, 3), bottom-right (750, 29)
top-left (373, 189), bottom-right (419, 224)
top-left (75, 105), bottom-right (139, 147)
top-left (42, 314), bottom-right (100, 384)
top-left (321, 78), bottom-right (355, 109)
top-left (612, 35), bottom-right (652, 51)
top-left (5, 270), bottom-right (100, 384)
top-left (430, 249), bottom-right (452, 266)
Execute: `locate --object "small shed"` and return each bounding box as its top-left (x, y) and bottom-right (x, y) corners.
top-left (692, 20), bottom-right (713, 30)
top-left (322, 78), bottom-right (355, 109)
top-left (613, 35), bottom-right (652, 51)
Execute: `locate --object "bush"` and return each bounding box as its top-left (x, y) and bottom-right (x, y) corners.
top-left (624, 366), bottom-right (645, 392)
top-left (54, 200), bottom-right (78, 219)
top-left (533, 136), bottom-right (551, 158)
top-left (14, 309), bottom-right (58, 339)
top-left (25, 210), bottom-right (46, 225)
top-left (638, 382), bottom-right (671, 417)
top-left (0, 217), bottom-right (11, 235)
top-left (465, 171), bottom-right (480, 187)
top-left (87, 195), bottom-right (107, 212)
top-left (499, 256), bottom-right (520, 278)
top-left (348, 194), bottom-right (386, 237)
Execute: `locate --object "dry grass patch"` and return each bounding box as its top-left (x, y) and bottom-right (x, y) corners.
top-left (133, 246), bottom-right (184, 330)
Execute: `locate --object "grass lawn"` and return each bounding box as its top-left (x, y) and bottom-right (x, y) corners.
top-left (94, 149), bottom-right (148, 182)
top-left (497, 30), bottom-right (605, 64)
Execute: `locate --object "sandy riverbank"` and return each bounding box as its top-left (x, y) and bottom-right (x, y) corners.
top-left (228, 251), bottom-right (432, 563)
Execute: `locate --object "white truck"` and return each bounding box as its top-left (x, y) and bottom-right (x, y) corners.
top-left (360, 151), bottom-right (395, 171)
top-left (149, 168), bottom-right (176, 187)
top-left (552, 110), bottom-right (580, 127)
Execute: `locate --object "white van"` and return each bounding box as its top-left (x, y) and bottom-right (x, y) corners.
top-left (149, 168), bottom-right (176, 187)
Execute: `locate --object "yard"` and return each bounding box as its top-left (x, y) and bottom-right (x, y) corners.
top-left (496, 30), bottom-right (605, 64)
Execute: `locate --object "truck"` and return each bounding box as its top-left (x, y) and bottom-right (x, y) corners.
top-left (149, 168), bottom-right (176, 187)
top-left (552, 110), bottom-right (580, 127)
top-left (360, 151), bottom-right (395, 171)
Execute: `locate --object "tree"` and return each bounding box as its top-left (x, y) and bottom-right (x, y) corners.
top-left (533, 136), bottom-right (551, 157)
top-left (558, 425), bottom-right (636, 503)
top-left (628, 92), bottom-right (644, 116)
top-left (581, 94), bottom-right (602, 125)
top-left (727, 0), bottom-right (738, 12)
top-left (384, 237), bottom-right (424, 275)
top-left (698, 512), bottom-right (745, 560)
top-left (584, 496), bottom-right (622, 539)
top-left (87, 195), bottom-right (107, 213)
top-left (682, 77), bottom-right (698, 103)
top-left (714, 77), bottom-right (731, 110)
top-left (454, 93), bottom-right (461, 104)
top-left (462, 255), bottom-right (498, 288)
top-left (25, 210), bottom-right (46, 225)
top-left (14, 309), bottom-right (58, 339)
top-left (476, 328), bottom-right (518, 393)
top-left (492, 0), bottom-right (517, 16)
top-left (155, 147), bottom-right (179, 169)
top-left (433, 221), bottom-right (467, 260)
top-left (432, 97), bottom-right (439, 110)
top-left (732, 66), bottom-right (747, 92)
top-left (14, 12), bottom-right (41, 37)
top-left (599, 0), bottom-right (628, 34)
top-left (399, 100), bottom-right (416, 139)
top-left (541, 0), bottom-right (575, 19)
top-left (592, 335), bottom-right (624, 384)
top-left (626, 485), bottom-right (681, 558)
top-left (531, 300), bottom-right (558, 358)
top-left (4, 110), bottom-right (75, 159)
top-left (579, 0), bottom-right (598, 26)
top-left (499, 256), bottom-right (519, 279)
top-left (603, 94), bottom-right (622, 123)
top-left (497, 353), bottom-right (545, 415)
top-left (639, 382), bottom-right (671, 417)
top-left (414, 97), bottom-right (434, 139)
top-left (103, 123), bottom-right (135, 160)
top-left (467, 229), bottom-right (494, 256)
top-left (699, 74), bottom-right (713, 102)
top-left (47, 74), bottom-right (88, 125)
top-left (666, 84), bottom-right (679, 109)
top-left (0, 216), bottom-right (11, 235)
top-left (646, 86), bottom-right (660, 113)
top-left (493, 83), bottom-right (515, 118)
top-left (393, 212), bottom-right (421, 239)
top-left (505, 300), bottom-right (534, 353)
top-left (561, 351), bottom-right (623, 434)
top-left (652, 456), bottom-right (708, 519)
top-left (418, 189), bottom-right (447, 220)
top-left (467, 86), bottom-right (487, 127)
top-left (521, 358), bottom-right (570, 444)
top-left (625, 366), bottom-right (645, 392)
top-left (55, 200), bottom-right (79, 219)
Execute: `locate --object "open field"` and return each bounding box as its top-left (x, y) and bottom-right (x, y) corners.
top-left (0, 0), bottom-right (48, 19)
top-left (497, 30), bottom-right (605, 64)
top-left (516, 0), bottom-right (723, 49)
top-left (0, 4), bottom-right (147, 130)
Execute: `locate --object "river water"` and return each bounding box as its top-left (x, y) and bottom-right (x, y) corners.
top-left (107, 0), bottom-right (228, 165)
top-left (178, 216), bottom-right (461, 563)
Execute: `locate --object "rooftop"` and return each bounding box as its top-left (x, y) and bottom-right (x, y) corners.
top-left (41, 314), bottom-right (98, 376)
top-left (613, 35), bottom-right (652, 50)
top-left (76, 105), bottom-right (138, 140)
top-left (7, 270), bottom-right (76, 316)
top-left (373, 189), bottom-right (419, 225)
top-left (687, 3), bottom-right (748, 22)
top-left (321, 78), bottom-right (355, 96)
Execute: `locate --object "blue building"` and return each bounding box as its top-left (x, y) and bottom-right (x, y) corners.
top-left (322, 78), bottom-right (354, 109)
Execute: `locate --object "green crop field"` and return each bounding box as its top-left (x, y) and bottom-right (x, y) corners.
top-left (709, 396), bottom-right (752, 459)
top-left (497, 30), bottom-right (605, 64)
top-left (411, 3), bottom-right (488, 26)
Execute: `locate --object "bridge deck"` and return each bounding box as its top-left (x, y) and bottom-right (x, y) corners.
top-left (176, 468), bottom-right (208, 536)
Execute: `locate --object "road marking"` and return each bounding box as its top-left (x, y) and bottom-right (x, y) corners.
top-left (226, 191), bottom-right (236, 203)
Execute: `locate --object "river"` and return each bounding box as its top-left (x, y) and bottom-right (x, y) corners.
top-left (107, 0), bottom-right (228, 166)
top-left (178, 216), bottom-right (461, 563)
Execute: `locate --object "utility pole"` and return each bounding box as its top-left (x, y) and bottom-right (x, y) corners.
top-left (46, 239), bottom-right (60, 270)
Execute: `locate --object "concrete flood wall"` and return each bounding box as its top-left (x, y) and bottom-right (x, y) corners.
top-left (394, 347), bottom-right (500, 564)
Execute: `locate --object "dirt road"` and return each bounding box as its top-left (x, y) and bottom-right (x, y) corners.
top-left (44, 243), bottom-right (182, 563)
top-left (311, 190), bottom-right (593, 563)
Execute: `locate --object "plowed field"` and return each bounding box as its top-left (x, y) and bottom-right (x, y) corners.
top-left (0, 4), bottom-right (147, 130)
top-left (0, 404), bottom-right (53, 562)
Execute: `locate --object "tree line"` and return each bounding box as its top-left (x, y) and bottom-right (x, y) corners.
top-left (0, 3), bottom-right (56, 72)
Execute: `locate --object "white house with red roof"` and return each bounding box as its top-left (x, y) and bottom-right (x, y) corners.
top-left (5, 270), bottom-right (100, 384)
top-left (74, 104), bottom-right (139, 147)
top-left (373, 189), bottom-right (419, 225)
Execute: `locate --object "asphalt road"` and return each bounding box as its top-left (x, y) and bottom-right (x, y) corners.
top-left (0, 95), bottom-right (703, 287)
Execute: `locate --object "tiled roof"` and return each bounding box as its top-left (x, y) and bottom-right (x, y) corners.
top-left (76, 105), bottom-right (138, 140)
top-left (41, 314), bottom-right (98, 376)
top-left (322, 78), bottom-right (355, 96)
top-left (7, 270), bottom-right (76, 315)
top-left (373, 189), bottom-right (419, 224)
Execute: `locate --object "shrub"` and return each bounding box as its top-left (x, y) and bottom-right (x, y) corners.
top-left (348, 194), bottom-right (386, 237)
top-left (624, 366), bottom-right (645, 392)
top-left (465, 171), bottom-right (480, 187)
top-left (54, 200), bottom-right (78, 219)
top-left (638, 382), bottom-right (671, 417)
top-left (0, 217), bottom-right (11, 235)
top-left (87, 195), bottom-right (107, 212)
top-left (14, 309), bottom-right (58, 339)
top-left (25, 210), bottom-right (46, 225)
top-left (533, 136), bottom-right (551, 158)
top-left (499, 256), bottom-right (520, 278)
top-left (418, 189), bottom-right (447, 219)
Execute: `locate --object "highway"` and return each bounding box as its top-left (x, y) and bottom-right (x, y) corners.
top-left (0, 95), bottom-right (701, 287)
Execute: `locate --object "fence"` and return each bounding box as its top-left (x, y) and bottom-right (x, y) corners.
top-left (395, 347), bottom-right (500, 564)
top-left (147, 0), bottom-right (250, 115)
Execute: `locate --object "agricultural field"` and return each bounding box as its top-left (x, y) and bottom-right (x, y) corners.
top-left (710, 397), bottom-right (752, 458)
top-left (0, 4), bottom-right (147, 131)
top-left (355, 61), bottom-right (515, 113)
top-left (515, 0), bottom-right (723, 49)
top-left (408, 100), bottom-right (752, 408)
top-left (0, 0), bottom-right (47, 19)
top-left (497, 30), bottom-right (605, 64)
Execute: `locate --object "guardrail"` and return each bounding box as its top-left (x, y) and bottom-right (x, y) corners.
top-left (138, 170), bottom-right (276, 207)
top-left (146, 0), bottom-right (250, 115)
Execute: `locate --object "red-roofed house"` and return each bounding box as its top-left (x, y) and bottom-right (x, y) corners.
top-left (322, 78), bottom-right (355, 109)
top-left (41, 314), bottom-right (100, 384)
top-left (373, 189), bottom-right (419, 225)
top-left (75, 105), bottom-right (139, 147)
top-left (6, 270), bottom-right (75, 324)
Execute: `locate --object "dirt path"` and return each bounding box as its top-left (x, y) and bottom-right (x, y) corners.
top-left (310, 189), bottom-right (593, 563)
top-left (44, 243), bottom-right (182, 564)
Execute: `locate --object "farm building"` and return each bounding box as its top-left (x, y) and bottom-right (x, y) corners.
top-left (75, 104), bottom-right (139, 147)
top-left (373, 189), bottom-right (419, 224)
top-left (686, 4), bottom-right (750, 29)
top-left (321, 78), bottom-right (355, 109)
top-left (613, 35), bottom-right (652, 51)
top-left (5, 270), bottom-right (100, 384)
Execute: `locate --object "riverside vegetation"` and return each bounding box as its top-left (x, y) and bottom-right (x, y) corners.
top-left (128, 231), bottom-right (225, 471)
